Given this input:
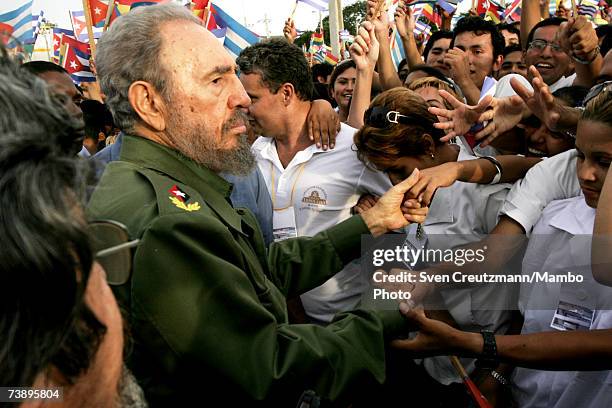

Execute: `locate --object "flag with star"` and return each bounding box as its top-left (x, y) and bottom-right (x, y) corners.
top-left (69, 9), bottom-right (103, 41)
top-left (87, 0), bottom-right (109, 27)
top-left (62, 43), bottom-right (95, 83)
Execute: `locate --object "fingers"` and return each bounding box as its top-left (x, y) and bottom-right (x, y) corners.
top-left (510, 75), bottom-right (534, 103)
top-left (428, 105), bottom-right (453, 121)
top-left (403, 207), bottom-right (428, 224)
top-left (439, 89), bottom-right (465, 109)
top-left (475, 95), bottom-right (493, 113)
top-left (392, 168), bottom-right (420, 194)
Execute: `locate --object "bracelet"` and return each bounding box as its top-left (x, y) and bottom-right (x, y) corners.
top-left (490, 370), bottom-right (510, 387)
top-left (475, 330), bottom-right (499, 369)
top-left (480, 156), bottom-right (503, 185)
top-left (572, 45), bottom-right (600, 65)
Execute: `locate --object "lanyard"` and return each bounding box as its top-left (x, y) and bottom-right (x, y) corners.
top-left (270, 162), bottom-right (306, 211)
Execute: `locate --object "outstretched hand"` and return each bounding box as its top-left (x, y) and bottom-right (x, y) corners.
top-left (429, 90), bottom-right (493, 141)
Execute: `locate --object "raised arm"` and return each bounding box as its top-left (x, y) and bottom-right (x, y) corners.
top-left (520, 0), bottom-right (542, 47)
top-left (557, 16), bottom-right (603, 88)
top-left (347, 22), bottom-right (379, 129)
top-left (366, 0), bottom-right (403, 90)
top-left (395, 1), bottom-right (422, 71)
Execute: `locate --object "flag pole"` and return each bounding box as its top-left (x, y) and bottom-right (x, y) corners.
top-left (290, 0), bottom-right (298, 20)
top-left (103, 0), bottom-right (116, 31)
top-left (570, 0), bottom-right (578, 16)
top-left (203, 2), bottom-right (213, 29)
top-left (82, 0), bottom-right (96, 54)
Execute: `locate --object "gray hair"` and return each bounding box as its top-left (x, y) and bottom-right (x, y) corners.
top-left (95, 4), bottom-right (200, 132)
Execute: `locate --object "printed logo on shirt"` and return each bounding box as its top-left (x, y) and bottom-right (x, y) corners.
top-left (301, 186), bottom-right (328, 206)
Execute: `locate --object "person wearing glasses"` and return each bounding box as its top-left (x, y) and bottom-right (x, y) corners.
top-left (88, 5), bottom-right (428, 406)
top-left (524, 17), bottom-right (602, 92)
top-left (394, 88), bottom-right (612, 408)
top-left (0, 46), bottom-right (146, 407)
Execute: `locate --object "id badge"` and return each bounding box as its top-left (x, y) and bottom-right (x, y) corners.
top-left (273, 207), bottom-right (298, 242)
top-left (550, 299), bottom-right (594, 331)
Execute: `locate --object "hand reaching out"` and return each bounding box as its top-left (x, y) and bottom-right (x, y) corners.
top-left (428, 90), bottom-right (493, 141)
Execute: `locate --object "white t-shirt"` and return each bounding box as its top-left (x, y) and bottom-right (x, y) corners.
top-left (252, 123), bottom-right (391, 323)
top-left (513, 196), bottom-right (612, 408)
top-left (501, 149), bottom-right (581, 236)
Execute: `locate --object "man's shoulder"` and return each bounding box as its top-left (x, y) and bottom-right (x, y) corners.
top-left (87, 161), bottom-right (219, 238)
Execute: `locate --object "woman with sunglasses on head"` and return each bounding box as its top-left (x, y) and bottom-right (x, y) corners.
top-left (395, 88), bottom-right (612, 408)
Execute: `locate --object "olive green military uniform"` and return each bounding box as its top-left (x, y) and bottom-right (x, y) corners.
top-left (87, 135), bottom-right (407, 406)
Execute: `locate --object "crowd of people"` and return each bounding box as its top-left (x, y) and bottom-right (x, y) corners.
top-left (2, 0), bottom-right (612, 406)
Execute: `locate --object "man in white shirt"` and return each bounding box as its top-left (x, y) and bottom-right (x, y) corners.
top-left (237, 39), bottom-right (391, 323)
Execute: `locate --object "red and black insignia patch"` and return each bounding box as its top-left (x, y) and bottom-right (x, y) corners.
top-left (168, 184), bottom-right (191, 203)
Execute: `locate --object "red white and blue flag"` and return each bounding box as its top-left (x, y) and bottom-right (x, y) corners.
top-left (0, 0), bottom-right (34, 47)
top-left (62, 43), bottom-right (95, 83)
top-left (69, 9), bottom-right (103, 41)
top-left (208, 3), bottom-right (260, 59)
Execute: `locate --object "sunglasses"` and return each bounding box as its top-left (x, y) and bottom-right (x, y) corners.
top-left (364, 106), bottom-right (420, 128)
top-left (584, 80), bottom-right (612, 107)
top-left (88, 221), bottom-right (139, 285)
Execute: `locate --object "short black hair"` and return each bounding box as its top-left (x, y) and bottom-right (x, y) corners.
top-left (452, 16), bottom-right (505, 59)
top-left (311, 63), bottom-right (334, 82)
top-left (498, 23), bottom-right (520, 37)
top-left (552, 85), bottom-right (590, 108)
top-left (423, 30), bottom-right (453, 61)
top-left (237, 39), bottom-right (314, 101)
top-left (595, 24), bottom-right (611, 39)
top-left (81, 99), bottom-right (108, 141)
top-left (21, 60), bottom-right (69, 76)
top-left (526, 17), bottom-right (567, 50)
top-left (503, 44), bottom-right (523, 58)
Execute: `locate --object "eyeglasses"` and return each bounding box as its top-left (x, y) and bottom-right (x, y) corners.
top-left (88, 220), bottom-right (139, 285)
top-left (583, 80), bottom-right (612, 107)
top-left (528, 39), bottom-right (565, 53)
top-left (364, 106), bottom-right (420, 128)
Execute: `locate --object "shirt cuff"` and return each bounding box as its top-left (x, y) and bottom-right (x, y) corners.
top-left (372, 309), bottom-right (408, 340)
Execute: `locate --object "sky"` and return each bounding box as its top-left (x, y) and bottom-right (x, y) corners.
top-left (32, 0), bottom-right (359, 37)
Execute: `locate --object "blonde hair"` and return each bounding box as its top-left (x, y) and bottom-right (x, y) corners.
top-left (408, 77), bottom-right (461, 110)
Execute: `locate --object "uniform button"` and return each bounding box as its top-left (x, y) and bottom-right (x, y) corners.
top-left (576, 289), bottom-right (588, 301)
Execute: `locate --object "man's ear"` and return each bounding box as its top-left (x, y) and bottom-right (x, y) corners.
top-left (128, 81), bottom-right (167, 132)
top-left (279, 82), bottom-right (295, 106)
top-left (492, 54), bottom-right (504, 72)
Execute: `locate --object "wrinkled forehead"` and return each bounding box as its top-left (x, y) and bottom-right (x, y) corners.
top-left (160, 20), bottom-right (235, 80)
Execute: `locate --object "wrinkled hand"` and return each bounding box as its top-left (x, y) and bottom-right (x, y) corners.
top-left (307, 100), bottom-right (341, 150)
top-left (444, 48), bottom-right (471, 86)
top-left (283, 18), bottom-right (297, 43)
top-left (361, 169), bottom-right (428, 236)
top-left (350, 21), bottom-right (380, 72)
top-left (353, 194), bottom-right (379, 214)
top-left (407, 161), bottom-right (462, 206)
top-left (556, 16), bottom-right (599, 62)
top-left (394, 1), bottom-right (415, 40)
top-left (391, 304), bottom-right (471, 356)
top-left (511, 66), bottom-right (561, 131)
top-left (430, 90), bottom-right (493, 142)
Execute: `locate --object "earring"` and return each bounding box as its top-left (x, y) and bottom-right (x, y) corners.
top-left (431, 153), bottom-right (435, 159)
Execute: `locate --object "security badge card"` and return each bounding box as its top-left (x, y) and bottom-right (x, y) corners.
top-left (273, 207), bottom-right (298, 242)
top-left (550, 299), bottom-right (594, 332)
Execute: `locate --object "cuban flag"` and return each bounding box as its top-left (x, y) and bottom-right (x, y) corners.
top-left (0, 0), bottom-right (34, 47)
top-left (29, 10), bottom-right (44, 43)
top-left (63, 44), bottom-right (95, 83)
top-left (209, 3), bottom-right (260, 60)
top-left (298, 0), bottom-right (329, 12)
top-left (69, 10), bottom-right (103, 42)
top-left (390, 29), bottom-right (406, 69)
top-left (578, 0), bottom-right (599, 17)
top-left (502, 0), bottom-right (521, 22)
top-left (52, 27), bottom-right (74, 62)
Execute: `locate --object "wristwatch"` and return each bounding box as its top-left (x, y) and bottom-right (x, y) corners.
top-left (475, 330), bottom-right (499, 369)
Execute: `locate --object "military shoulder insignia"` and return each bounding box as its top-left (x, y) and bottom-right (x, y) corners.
top-left (168, 184), bottom-right (200, 212)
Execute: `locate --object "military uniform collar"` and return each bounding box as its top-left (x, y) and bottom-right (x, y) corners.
top-left (120, 134), bottom-right (246, 235)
